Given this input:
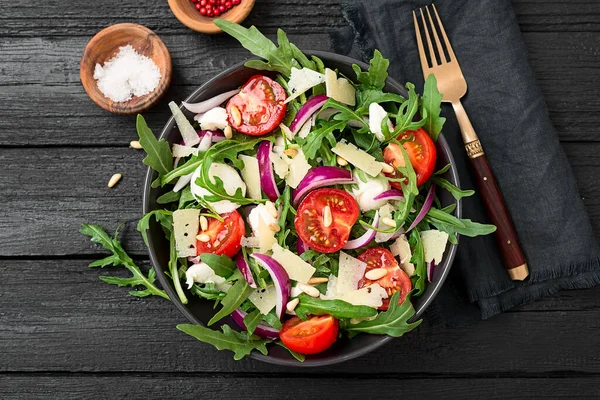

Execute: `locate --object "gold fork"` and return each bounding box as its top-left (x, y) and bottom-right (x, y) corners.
top-left (413, 5), bottom-right (528, 281)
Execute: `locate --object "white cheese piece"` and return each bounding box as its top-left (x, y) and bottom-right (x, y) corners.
top-left (169, 101), bottom-right (201, 147)
top-left (238, 154), bottom-right (262, 200)
top-left (390, 234), bottom-right (415, 276)
top-left (332, 140), bottom-right (383, 177)
top-left (249, 286), bottom-right (277, 315)
top-left (173, 209), bottom-right (200, 258)
top-left (334, 284), bottom-right (388, 308)
top-left (256, 214), bottom-right (277, 254)
top-left (173, 172), bottom-right (193, 193)
top-left (326, 252), bottom-right (367, 296)
top-left (190, 163), bottom-right (246, 214)
top-left (297, 116), bottom-right (313, 139)
top-left (375, 203), bottom-right (403, 243)
top-left (271, 243), bottom-right (316, 284)
top-left (285, 149), bottom-right (311, 189)
top-left (185, 262), bottom-right (229, 291)
top-left (241, 236), bottom-right (260, 248)
top-left (248, 204), bottom-right (278, 237)
top-left (172, 144), bottom-right (199, 158)
top-left (368, 103), bottom-right (394, 142)
top-left (270, 151), bottom-right (289, 180)
top-left (350, 170), bottom-right (390, 212)
top-left (421, 230), bottom-right (449, 264)
top-left (285, 67), bottom-right (326, 103)
top-left (325, 68), bottom-right (356, 106)
top-left (280, 123), bottom-right (295, 141)
top-left (198, 107), bottom-right (228, 131)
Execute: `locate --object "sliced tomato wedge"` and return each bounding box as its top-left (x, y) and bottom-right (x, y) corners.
top-left (294, 188), bottom-right (359, 254)
top-left (358, 247), bottom-right (412, 310)
top-left (383, 127), bottom-right (437, 187)
top-left (226, 75), bottom-right (287, 136)
top-left (280, 315), bottom-right (339, 355)
top-left (196, 210), bottom-right (244, 258)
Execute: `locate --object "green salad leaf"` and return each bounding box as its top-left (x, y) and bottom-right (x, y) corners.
top-left (421, 74), bottom-right (446, 141)
top-left (409, 229), bottom-right (427, 296)
top-left (352, 49), bottom-right (389, 90)
top-left (341, 292), bottom-right (421, 338)
top-left (433, 177), bottom-right (475, 200)
top-left (298, 119), bottom-right (345, 160)
top-left (136, 115), bottom-right (173, 186)
top-left (177, 323), bottom-right (269, 360)
top-left (81, 224), bottom-right (169, 300)
top-left (161, 154), bottom-right (203, 186)
top-left (243, 309), bottom-right (263, 335)
top-left (208, 278), bottom-right (253, 326)
top-left (200, 253), bottom-right (237, 278)
top-left (169, 231), bottom-right (188, 304)
top-left (156, 190), bottom-right (181, 205)
top-left (295, 294), bottom-right (378, 320)
top-left (392, 82), bottom-right (427, 137)
top-left (136, 210), bottom-right (172, 247)
top-left (425, 207), bottom-right (497, 244)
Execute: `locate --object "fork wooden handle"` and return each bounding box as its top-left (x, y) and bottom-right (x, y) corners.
top-left (466, 142), bottom-right (529, 280)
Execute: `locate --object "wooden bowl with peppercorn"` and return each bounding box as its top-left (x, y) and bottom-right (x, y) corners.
top-left (168, 0), bottom-right (254, 34)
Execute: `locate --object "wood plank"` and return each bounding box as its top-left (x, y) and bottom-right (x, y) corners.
top-left (0, 142), bottom-right (598, 257)
top-left (2, 258), bottom-right (600, 374)
top-left (1, 375), bottom-right (600, 399)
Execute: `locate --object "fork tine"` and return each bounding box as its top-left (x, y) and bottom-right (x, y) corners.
top-left (431, 4), bottom-right (456, 61)
top-left (412, 11), bottom-right (430, 74)
top-left (425, 6), bottom-right (446, 64)
top-left (419, 8), bottom-right (438, 67)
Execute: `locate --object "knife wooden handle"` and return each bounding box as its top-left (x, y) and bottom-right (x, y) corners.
top-left (466, 140), bottom-right (529, 280)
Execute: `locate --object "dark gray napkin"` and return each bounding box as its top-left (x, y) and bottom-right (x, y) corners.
top-left (331, 0), bottom-right (600, 321)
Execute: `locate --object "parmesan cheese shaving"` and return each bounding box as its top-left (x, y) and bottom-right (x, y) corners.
top-left (169, 101), bottom-right (200, 147)
top-left (390, 234), bottom-right (415, 276)
top-left (172, 143), bottom-right (199, 158)
top-left (334, 284), bottom-right (388, 308)
top-left (421, 230), bottom-right (449, 264)
top-left (249, 286), bottom-right (277, 315)
top-left (332, 140), bottom-right (383, 177)
top-left (238, 154), bottom-right (262, 200)
top-left (173, 209), bottom-right (199, 257)
top-left (285, 67), bottom-right (326, 103)
top-left (325, 68), bottom-right (356, 106)
top-left (326, 252), bottom-right (367, 296)
top-left (271, 243), bottom-right (316, 283)
top-left (284, 149), bottom-right (311, 189)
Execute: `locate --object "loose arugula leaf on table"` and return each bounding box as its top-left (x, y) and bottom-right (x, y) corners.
top-left (425, 207), bottom-right (497, 244)
top-left (200, 253), bottom-right (237, 278)
top-left (81, 224), bottom-right (170, 300)
top-left (136, 210), bottom-right (173, 247)
top-left (421, 74), bottom-right (446, 141)
top-left (433, 177), bottom-right (475, 200)
top-left (295, 294), bottom-right (378, 321)
top-left (169, 231), bottom-right (188, 304)
top-left (341, 292), bottom-right (421, 338)
top-left (297, 119), bottom-right (345, 160)
top-left (243, 309), bottom-right (264, 335)
top-left (136, 115), bottom-right (173, 188)
top-left (177, 323), bottom-right (269, 361)
top-left (409, 229), bottom-right (427, 296)
top-left (208, 278), bottom-right (253, 326)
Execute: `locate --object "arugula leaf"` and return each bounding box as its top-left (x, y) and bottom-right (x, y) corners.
top-left (300, 250), bottom-right (339, 276)
top-left (277, 342), bottom-right (306, 362)
top-left (298, 120), bottom-right (345, 160)
top-left (409, 229), bottom-right (426, 296)
top-left (137, 210), bottom-right (173, 247)
top-left (208, 279), bottom-right (253, 326)
top-left (137, 115), bottom-right (173, 179)
top-left (81, 224), bottom-right (169, 300)
top-left (421, 74), bottom-right (446, 141)
top-left (275, 186), bottom-right (293, 246)
top-left (215, 20), bottom-right (296, 76)
top-left (190, 282), bottom-right (227, 301)
top-left (161, 154), bottom-right (202, 186)
top-left (169, 231), bottom-right (188, 304)
top-left (392, 83), bottom-right (427, 137)
top-left (156, 190), bottom-right (181, 204)
top-left (393, 146), bottom-right (419, 227)
top-left (425, 207), bottom-right (497, 244)
top-left (243, 309), bottom-right (263, 335)
top-left (356, 89), bottom-right (405, 111)
top-left (352, 49), bottom-right (389, 90)
top-left (177, 323), bottom-right (269, 360)
top-left (295, 294), bottom-right (378, 320)
top-left (324, 99), bottom-right (368, 132)
top-left (178, 186), bottom-right (196, 209)
top-left (262, 311), bottom-right (283, 330)
top-left (433, 177), bottom-right (475, 200)
top-left (200, 253), bottom-right (237, 278)
top-left (434, 163), bottom-right (452, 176)
top-left (341, 292), bottom-right (421, 338)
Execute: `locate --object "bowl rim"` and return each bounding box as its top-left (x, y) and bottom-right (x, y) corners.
top-left (143, 50), bottom-right (461, 367)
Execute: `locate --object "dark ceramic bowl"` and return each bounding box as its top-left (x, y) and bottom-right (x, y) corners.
top-left (143, 50), bottom-right (461, 366)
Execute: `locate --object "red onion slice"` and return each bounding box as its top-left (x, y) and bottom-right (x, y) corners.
top-left (182, 89), bottom-right (240, 114)
top-left (231, 308), bottom-right (280, 340)
top-left (427, 261), bottom-right (436, 283)
top-left (290, 94), bottom-right (328, 134)
top-left (296, 238), bottom-right (310, 256)
top-left (197, 131), bottom-right (213, 152)
top-left (257, 141), bottom-right (280, 202)
top-left (235, 254), bottom-right (256, 289)
top-left (292, 166), bottom-right (354, 206)
top-left (251, 254), bottom-right (290, 320)
top-left (373, 189), bottom-right (405, 202)
top-left (406, 184), bottom-right (436, 233)
top-left (343, 211), bottom-right (380, 250)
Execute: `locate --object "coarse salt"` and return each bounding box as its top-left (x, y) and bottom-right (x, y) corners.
top-left (93, 44), bottom-right (161, 103)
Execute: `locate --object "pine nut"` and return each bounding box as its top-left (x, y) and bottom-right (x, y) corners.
top-left (336, 156), bottom-right (348, 166)
top-left (269, 223), bottom-right (281, 232)
top-left (365, 268), bottom-right (388, 280)
top-left (283, 148), bottom-right (298, 157)
top-left (323, 206), bottom-right (332, 228)
top-left (308, 277), bottom-right (329, 285)
top-left (224, 125), bottom-right (233, 139)
top-left (230, 105), bottom-right (242, 126)
top-left (286, 298), bottom-right (300, 313)
top-left (298, 283), bottom-right (320, 298)
top-left (382, 217), bottom-right (396, 228)
top-left (196, 233), bottom-right (210, 242)
top-left (199, 216), bottom-right (208, 232)
top-left (107, 173), bottom-right (122, 188)
top-left (380, 162), bottom-right (395, 174)
top-left (265, 201), bottom-right (279, 218)
top-left (130, 140), bottom-right (142, 149)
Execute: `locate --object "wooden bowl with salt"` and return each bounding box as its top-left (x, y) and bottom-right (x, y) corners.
top-left (80, 23), bottom-right (172, 115)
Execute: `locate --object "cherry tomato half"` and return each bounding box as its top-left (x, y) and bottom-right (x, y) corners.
top-left (358, 247), bottom-right (412, 310)
top-left (196, 210), bottom-right (244, 258)
top-left (383, 128), bottom-right (437, 187)
top-left (294, 188), bottom-right (360, 254)
top-left (280, 315), bottom-right (339, 355)
top-left (226, 75), bottom-right (287, 136)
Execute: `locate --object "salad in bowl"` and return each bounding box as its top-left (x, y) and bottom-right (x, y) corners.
top-left (84, 20), bottom-right (495, 364)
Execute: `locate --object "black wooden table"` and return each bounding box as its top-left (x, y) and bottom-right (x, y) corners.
top-left (2, 1), bottom-right (600, 398)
